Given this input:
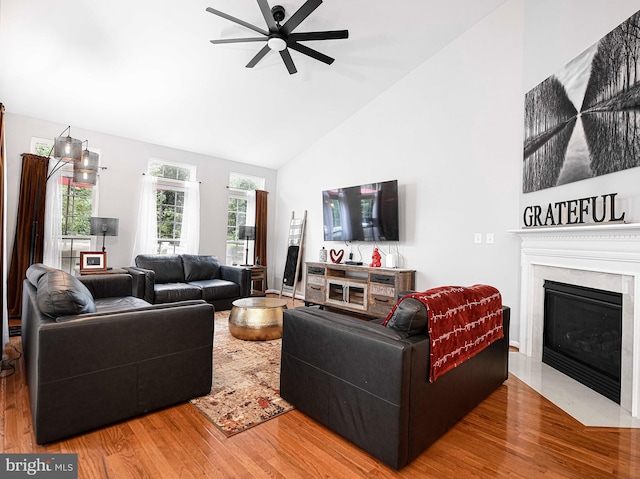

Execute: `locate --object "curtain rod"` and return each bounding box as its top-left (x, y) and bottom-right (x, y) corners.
top-left (226, 186), bottom-right (268, 192)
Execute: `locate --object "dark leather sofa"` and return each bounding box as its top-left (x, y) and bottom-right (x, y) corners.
top-left (280, 303), bottom-right (510, 469)
top-left (22, 264), bottom-right (214, 444)
top-left (126, 254), bottom-right (251, 311)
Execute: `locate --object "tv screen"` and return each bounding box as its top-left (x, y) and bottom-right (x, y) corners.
top-left (322, 180), bottom-right (399, 241)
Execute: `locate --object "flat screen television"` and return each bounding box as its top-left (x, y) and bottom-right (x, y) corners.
top-left (322, 179), bottom-right (399, 241)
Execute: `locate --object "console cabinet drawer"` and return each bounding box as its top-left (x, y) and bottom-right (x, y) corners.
top-left (369, 283), bottom-right (395, 297)
top-left (368, 294), bottom-right (395, 316)
top-left (305, 283), bottom-right (326, 303)
top-left (370, 273), bottom-right (395, 285)
top-left (307, 275), bottom-right (325, 286)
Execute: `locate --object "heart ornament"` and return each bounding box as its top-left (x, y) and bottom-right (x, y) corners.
top-left (330, 249), bottom-right (344, 264)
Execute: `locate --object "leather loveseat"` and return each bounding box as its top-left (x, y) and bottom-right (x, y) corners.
top-left (127, 254), bottom-right (251, 310)
top-left (280, 301), bottom-right (510, 469)
top-left (22, 264), bottom-right (214, 444)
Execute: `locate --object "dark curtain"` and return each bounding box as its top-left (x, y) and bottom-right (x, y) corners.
top-left (7, 154), bottom-right (49, 318)
top-left (254, 190), bottom-right (268, 270)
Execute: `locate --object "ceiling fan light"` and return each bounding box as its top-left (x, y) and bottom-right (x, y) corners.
top-left (267, 37), bottom-right (287, 51)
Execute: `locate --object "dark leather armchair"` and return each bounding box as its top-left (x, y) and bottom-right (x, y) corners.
top-left (22, 264), bottom-right (214, 444)
top-left (280, 305), bottom-right (510, 469)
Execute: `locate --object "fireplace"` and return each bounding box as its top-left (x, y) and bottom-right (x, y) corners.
top-left (512, 223), bottom-right (640, 418)
top-left (543, 280), bottom-right (622, 403)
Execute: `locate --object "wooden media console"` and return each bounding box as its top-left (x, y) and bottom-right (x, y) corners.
top-left (304, 262), bottom-right (416, 318)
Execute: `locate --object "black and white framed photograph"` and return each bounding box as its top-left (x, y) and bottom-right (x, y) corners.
top-left (80, 251), bottom-right (107, 272)
top-left (523, 10), bottom-right (640, 193)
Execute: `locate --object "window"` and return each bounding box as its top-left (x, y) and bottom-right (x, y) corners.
top-left (31, 137), bottom-right (98, 273)
top-left (148, 160), bottom-right (198, 254)
top-left (32, 140), bottom-right (53, 157)
top-left (61, 177), bottom-right (93, 236)
top-left (226, 173), bottom-right (265, 265)
top-left (156, 188), bottom-right (183, 245)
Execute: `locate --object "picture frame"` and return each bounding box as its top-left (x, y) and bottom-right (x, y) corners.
top-left (80, 251), bottom-right (107, 272)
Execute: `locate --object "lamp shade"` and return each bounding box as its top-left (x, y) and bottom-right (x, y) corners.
top-left (81, 149), bottom-right (99, 170)
top-left (90, 217), bottom-right (119, 237)
top-left (73, 149), bottom-right (99, 186)
top-left (73, 169), bottom-right (98, 186)
top-left (238, 225), bottom-right (256, 240)
top-left (53, 135), bottom-right (82, 162)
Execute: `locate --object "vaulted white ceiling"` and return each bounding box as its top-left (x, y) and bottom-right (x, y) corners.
top-left (0, 0), bottom-right (507, 169)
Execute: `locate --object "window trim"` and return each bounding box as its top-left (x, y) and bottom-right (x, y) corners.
top-left (225, 173), bottom-right (265, 265)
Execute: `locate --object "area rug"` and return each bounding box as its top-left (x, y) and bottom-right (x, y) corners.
top-left (190, 310), bottom-right (293, 437)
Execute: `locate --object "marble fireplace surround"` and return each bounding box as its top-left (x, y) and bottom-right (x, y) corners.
top-left (512, 223), bottom-right (640, 418)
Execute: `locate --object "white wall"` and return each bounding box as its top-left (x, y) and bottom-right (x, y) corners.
top-left (274, 2), bottom-right (525, 341)
top-left (521, 0), bottom-right (640, 222)
top-left (5, 114), bottom-right (278, 272)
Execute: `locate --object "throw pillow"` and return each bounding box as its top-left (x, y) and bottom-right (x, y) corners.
top-left (182, 255), bottom-right (221, 282)
top-left (384, 297), bottom-right (428, 336)
top-left (36, 270), bottom-right (97, 319)
top-left (26, 263), bottom-right (57, 287)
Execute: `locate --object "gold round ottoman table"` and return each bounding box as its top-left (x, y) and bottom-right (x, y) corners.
top-left (228, 297), bottom-right (288, 341)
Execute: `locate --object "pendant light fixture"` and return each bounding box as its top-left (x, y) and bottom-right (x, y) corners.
top-left (74, 143), bottom-right (100, 186)
top-left (52, 126), bottom-right (82, 162)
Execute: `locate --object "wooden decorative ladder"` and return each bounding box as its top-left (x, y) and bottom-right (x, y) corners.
top-left (279, 210), bottom-right (307, 303)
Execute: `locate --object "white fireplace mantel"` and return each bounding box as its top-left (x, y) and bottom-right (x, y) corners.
top-left (511, 223), bottom-right (640, 417)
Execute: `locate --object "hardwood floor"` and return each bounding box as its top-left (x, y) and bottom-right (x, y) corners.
top-left (2, 308), bottom-right (639, 478)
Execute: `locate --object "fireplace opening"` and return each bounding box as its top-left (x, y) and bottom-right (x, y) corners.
top-left (543, 280), bottom-right (622, 404)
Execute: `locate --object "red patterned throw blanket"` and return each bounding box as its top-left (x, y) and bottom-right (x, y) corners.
top-left (387, 284), bottom-right (503, 382)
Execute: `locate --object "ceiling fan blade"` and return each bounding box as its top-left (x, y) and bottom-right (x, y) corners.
top-left (256, 0), bottom-right (278, 32)
top-left (280, 0), bottom-right (322, 35)
top-left (280, 49), bottom-right (298, 74)
top-left (210, 37), bottom-right (267, 44)
top-left (288, 41), bottom-right (334, 65)
top-left (246, 44), bottom-right (271, 68)
top-left (288, 30), bottom-right (349, 41)
top-left (206, 7), bottom-right (269, 36)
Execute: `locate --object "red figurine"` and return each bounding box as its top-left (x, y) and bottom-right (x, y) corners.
top-left (370, 247), bottom-right (381, 268)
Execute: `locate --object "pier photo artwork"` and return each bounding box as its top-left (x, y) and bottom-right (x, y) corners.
top-left (524, 10), bottom-right (640, 193)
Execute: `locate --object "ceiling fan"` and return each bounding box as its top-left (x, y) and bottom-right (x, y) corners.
top-left (206, 0), bottom-right (348, 74)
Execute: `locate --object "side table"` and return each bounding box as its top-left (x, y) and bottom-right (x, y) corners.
top-left (77, 267), bottom-right (128, 276)
top-left (246, 265), bottom-right (267, 296)
top-left (229, 297), bottom-right (287, 340)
